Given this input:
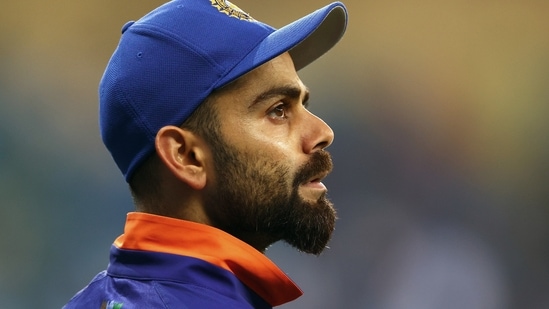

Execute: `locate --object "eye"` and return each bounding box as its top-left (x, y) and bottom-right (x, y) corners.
top-left (268, 103), bottom-right (288, 119)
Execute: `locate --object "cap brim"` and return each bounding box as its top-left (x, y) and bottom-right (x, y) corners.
top-left (215, 2), bottom-right (348, 89)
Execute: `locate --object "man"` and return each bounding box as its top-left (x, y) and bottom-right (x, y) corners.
top-left (64, 0), bottom-right (347, 308)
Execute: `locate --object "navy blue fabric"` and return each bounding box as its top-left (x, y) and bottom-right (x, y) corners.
top-left (63, 246), bottom-right (270, 309)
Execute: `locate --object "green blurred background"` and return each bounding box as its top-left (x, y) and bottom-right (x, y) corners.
top-left (1, 0), bottom-right (548, 308)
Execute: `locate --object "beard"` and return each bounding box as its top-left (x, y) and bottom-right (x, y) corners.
top-left (203, 134), bottom-right (336, 255)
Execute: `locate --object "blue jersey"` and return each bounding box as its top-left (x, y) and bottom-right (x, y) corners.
top-left (64, 212), bottom-right (302, 308)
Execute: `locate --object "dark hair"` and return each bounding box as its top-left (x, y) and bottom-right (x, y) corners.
top-left (128, 84), bottom-right (232, 214)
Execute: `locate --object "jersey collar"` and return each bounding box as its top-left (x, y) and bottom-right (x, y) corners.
top-left (114, 212), bottom-right (303, 306)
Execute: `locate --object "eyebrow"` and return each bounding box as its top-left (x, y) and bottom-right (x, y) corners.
top-left (250, 85), bottom-right (310, 109)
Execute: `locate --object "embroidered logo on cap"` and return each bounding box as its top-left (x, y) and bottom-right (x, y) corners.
top-left (210, 0), bottom-right (254, 21)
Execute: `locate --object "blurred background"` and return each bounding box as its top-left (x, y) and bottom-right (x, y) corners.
top-left (1, 0), bottom-right (548, 308)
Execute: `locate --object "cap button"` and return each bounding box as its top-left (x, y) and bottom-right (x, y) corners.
top-left (121, 21), bottom-right (135, 34)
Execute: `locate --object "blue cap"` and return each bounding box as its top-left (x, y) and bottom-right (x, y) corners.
top-left (99, 0), bottom-right (348, 182)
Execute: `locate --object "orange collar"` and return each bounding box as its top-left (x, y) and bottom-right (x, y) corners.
top-left (114, 212), bottom-right (303, 306)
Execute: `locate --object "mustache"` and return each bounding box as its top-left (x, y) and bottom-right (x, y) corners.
top-left (293, 150), bottom-right (333, 186)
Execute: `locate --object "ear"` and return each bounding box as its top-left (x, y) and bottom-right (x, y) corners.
top-left (155, 126), bottom-right (208, 190)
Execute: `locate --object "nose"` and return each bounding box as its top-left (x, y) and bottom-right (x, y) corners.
top-left (303, 110), bottom-right (334, 154)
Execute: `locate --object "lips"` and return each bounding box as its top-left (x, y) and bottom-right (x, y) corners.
top-left (306, 170), bottom-right (330, 185)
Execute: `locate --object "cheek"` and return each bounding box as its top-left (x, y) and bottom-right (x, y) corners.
top-left (249, 132), bottom-right (295, 161)
top-left (225, 119), bottom-right (291, 150)
top-left (254, 119), bottom-right (298, 149)
top-left (221, 116), bottom-right (303, 170)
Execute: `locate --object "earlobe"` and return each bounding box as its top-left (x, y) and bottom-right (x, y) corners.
top-left (155, 126), bottom-right (208, 190)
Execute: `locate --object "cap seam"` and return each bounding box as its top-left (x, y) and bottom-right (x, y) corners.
top-left (130, 23), bottom-right (226, 76)
top-left (112, 71), bottom-right (157, 161)
top-left (212, 29), bottom-right (272, 89)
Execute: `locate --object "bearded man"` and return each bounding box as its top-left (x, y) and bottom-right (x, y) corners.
top-left (64, 0), bottom-right (347, 308)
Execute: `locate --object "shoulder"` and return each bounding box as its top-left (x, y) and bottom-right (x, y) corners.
top-left (152, 280), bottom-right (265, 309)
top-left (63, 271), bottom-right (167, 309)
top-left (63, 272), bottom-right (265, 309)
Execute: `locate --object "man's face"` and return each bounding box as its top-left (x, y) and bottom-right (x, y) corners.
top-left (203, 53), bottom-right (336, 255)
